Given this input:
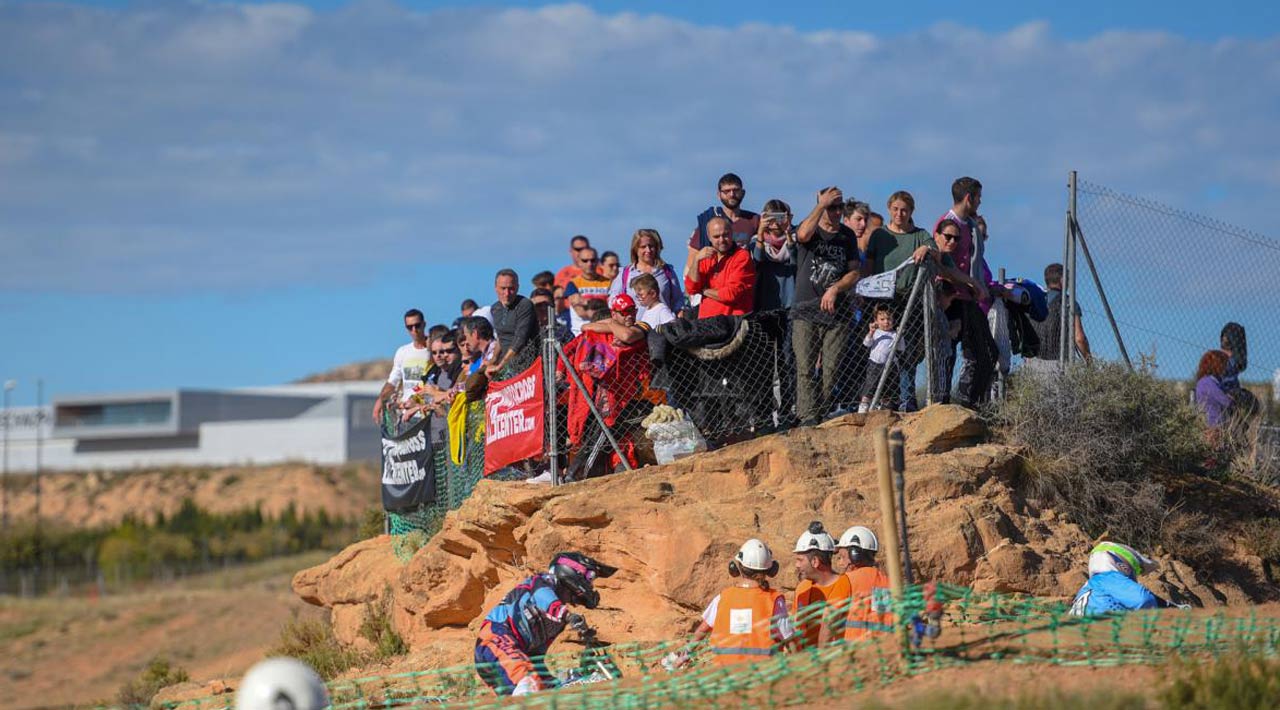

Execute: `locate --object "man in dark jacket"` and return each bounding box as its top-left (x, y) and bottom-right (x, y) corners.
top-left (487, 268), bottom-right (540, 378)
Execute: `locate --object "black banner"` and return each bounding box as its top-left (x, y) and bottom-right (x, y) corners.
top-left (380, 415), bottom-right (436, 512)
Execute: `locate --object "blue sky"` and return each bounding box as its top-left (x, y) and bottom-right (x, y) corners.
top-left (2, 0), bottom-right (1279, 406)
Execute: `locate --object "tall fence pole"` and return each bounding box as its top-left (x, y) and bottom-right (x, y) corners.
top-left (890, 429), bottom-right (913, 585)
top-left (873, 426), bottom-right (907, 649)
top-left (1059, 204), bottom-right (1070, 365)
top-left (871, 266), bottom-right (928, 410)
top-left (1067, 170), bottom-right (1079, 365)
top-left (543, 303), bottom-right (561, 486)
top-left (922, 280), bottom-right (934, 406)
top-left (551, 338), bottom-right (633, 474)
top-left (1072, 218), bottom-right (1133, 370)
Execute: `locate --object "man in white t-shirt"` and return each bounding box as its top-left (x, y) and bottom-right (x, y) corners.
top-left (373, 308), bottom-right (433, 423)
top-left (632, 272), bottom-right (676, 329)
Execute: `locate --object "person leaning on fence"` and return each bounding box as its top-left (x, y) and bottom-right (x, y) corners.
top-left (530, 288), bottom-right (573, 345)
top-left (631, 273), bottom-right (676, 328)
top-left (685, 216), bottom-right (757, 318)
top-left (401, 330), bottom-right (463, 445)
top-left (1023, 262), bottom-right (1091, 375)
top-left (558, 294), bottom-right (652, 477)
top-left (458, 316), bottom-right (498, 402)
top-left (373, 309), bottom-right (433, 425)
top-left (874, 191), bottom-right (987, 411)
top-left (609, 228), bottom-right (685, 316)
top-left (858, 304), bottom-right (906, 413)
top-left (792, 522), bottom-right (853, 648)
top-left (836, 526), bottom-right (894, 641)
top-left (487, 268), bottom-right (540, 379)
top-left (564, 246), bottom-right (615, 336)
top-left (790, 187), bottom-right (864, 425)
top-left (930, 281), bottom-right (962, 404)
top-left (667, 539), bottom-right (795, 669)
top-left (749, 198), bottom-right (797, 312)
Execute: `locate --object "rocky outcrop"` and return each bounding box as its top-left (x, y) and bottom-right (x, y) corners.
top-left (292, 405), bottom-right (1270, 662)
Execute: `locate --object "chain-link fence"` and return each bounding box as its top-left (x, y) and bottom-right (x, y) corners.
top-left (1072, 178), bottom-right (1279, 396)
top-left (546, 264), bottom-right (985, 481)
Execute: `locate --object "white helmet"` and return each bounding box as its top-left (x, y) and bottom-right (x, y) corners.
top-left (734, 538), bottom-right (776, 572)
top-left (836, 526), bottom-right (880, 552)
top-left (794, 521), bottom-right (837, 554)
top-left (1087, 542), bottom-right (1157, 581)
top-left (236, 657), bottom-right (329, 710)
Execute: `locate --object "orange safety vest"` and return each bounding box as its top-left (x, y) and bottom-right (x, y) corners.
top-left (709, 585), bottom-right (783, 666)
top-left (793, 574), bottom-right (853, 649)
top-left (844, 566), bottom-right (894, 642)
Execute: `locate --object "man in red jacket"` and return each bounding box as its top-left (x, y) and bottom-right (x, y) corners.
top-left (685, 217), bottom-right (756, 318)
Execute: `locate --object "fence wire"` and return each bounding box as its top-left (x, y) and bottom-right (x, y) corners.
top-left (148, 583), bottom-right (1280, 710)
top-left (550, 266), bottom-right (963, 480)
top-left (1074, 180), bottom-right (1280, 399)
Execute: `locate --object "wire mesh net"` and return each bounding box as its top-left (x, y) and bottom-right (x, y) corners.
top-left (147, 583), bottom-right (1280, 710)
top-left (386, 403), bottom-right (488, 562)
top-left (1074, 180), bottom-right (1280, 391)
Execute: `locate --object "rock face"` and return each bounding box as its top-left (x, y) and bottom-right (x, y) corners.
top-left (292, 405), bottom-right (1268, 661)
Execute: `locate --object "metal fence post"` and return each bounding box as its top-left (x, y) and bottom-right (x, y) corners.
top-left (1072, 218), bottom-right (1133, 370)
top-left (922, 279), bottom-right (934, 406)
top-left (1060, 184), bottom-right (1072, 367)
top-left (551, 337), bottom-right (633, 474)
top-left (1067, 170), bottom-right (1079, 365)
top-left (871, 266), bottom-right (928, 411)
top-left (544, 303), bottom-right (561, 486)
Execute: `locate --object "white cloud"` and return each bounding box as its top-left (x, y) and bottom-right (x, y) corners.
top-left (0, 1), bottom-right (1276, 294)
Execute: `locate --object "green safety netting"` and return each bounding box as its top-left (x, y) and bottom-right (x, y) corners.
top-left (386, 403), bottom-right (488, 562)
top-left (152, 583), bottom-right (1280, 710)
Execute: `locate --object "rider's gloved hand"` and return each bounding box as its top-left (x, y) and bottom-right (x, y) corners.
top-left (565, 612), bottom-right (593, 637)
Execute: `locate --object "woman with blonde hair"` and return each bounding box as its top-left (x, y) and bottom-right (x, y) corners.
top-left (609, 228), bottom-right (685, 316)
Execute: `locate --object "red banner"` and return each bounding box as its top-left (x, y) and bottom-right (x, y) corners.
top-left (484, 357), bottom-right (546, 475)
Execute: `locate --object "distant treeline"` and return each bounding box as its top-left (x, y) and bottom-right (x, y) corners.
top-left (0, 498), bottom-right (357, 590)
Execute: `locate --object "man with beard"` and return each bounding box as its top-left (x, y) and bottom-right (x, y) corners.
top-left (685, 173), bottom-right (760, 284)
top-left (685, 216), bottom-right (756, 318)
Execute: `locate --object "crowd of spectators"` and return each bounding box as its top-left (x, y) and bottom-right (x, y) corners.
top-left (377, 172), bottom-right (1112, 477)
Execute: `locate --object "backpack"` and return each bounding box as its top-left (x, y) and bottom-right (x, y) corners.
top-left (1030, 293), bottom-right (1065, 360)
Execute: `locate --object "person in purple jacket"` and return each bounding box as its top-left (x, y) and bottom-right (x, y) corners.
top-left (1193, 349), bottom-right (1232, 430)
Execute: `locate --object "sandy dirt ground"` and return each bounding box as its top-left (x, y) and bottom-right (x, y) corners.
top-left (0, 552), bottom-right (331, 710)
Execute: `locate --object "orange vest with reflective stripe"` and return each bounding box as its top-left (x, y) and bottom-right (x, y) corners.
top-left (844, 566), bottom-right (894, 641)
top-left (793, 573), bottom-right (853, 649)
top-left (710, 586), bottom-right (782, 666)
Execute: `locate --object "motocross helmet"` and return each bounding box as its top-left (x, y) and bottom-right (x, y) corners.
top-left (549, 552), bottom-right (617, 609)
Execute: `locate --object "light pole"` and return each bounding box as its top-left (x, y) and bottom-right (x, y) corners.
top-left (2, 379), bottom-right (14, 532)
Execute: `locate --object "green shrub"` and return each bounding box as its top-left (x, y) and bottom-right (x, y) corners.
top-left (993, 361), bottom-right (1210, 550)
top-left (116, 656), bottom-right (189, 707)
top-left (359, 588), bottom-right (408, 660)
top-left (269, 613), bottom-right (362, 680)
top-left (1161, 655), bottom-right (1280, 709)
top-left (359, 507), bottom-right (386, 540)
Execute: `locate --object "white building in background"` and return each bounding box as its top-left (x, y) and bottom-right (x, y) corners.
top-left (1, 382), bottom-right (381, 473)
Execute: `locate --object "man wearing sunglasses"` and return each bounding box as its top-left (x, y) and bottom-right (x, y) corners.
top-left (373, 308), bottom-right (433, 424)
top-left (555, 235), bottom-right (592, 290)
top-left (563, 246), bottom-right (613, 336)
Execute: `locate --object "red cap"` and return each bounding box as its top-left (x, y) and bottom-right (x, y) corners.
top-left (609, 294), bottom-right (637, 313)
